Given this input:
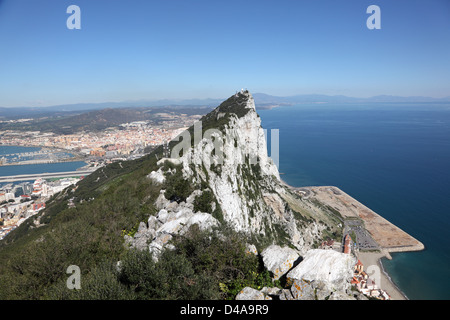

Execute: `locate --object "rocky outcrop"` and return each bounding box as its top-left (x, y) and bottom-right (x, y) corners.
top-left (147, 168), bottom-right (166, 184)
top-left (126, 91), bottom-right (355, 299)
top-left (143, 91), bottom-right (330, 254)
top-left (236, 281), bottom-right (361, 301)
top-left (235, 287), bottom-right (266, 300)
top-left (286, 249), bottom-right (356, 293)
top-left (125, 191), bottom-right (220, 260)
top-left (261, 245), bottom-right (300, 280)
top-left (240, 248), bottom-right (358, 300)
top-left (177, 91), bottom-right (281, 235)
top-left (289, 279), bottom-right (316, 300)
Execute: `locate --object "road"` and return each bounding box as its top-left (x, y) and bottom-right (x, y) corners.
top-left (0, 169), bottom-right (96, 183)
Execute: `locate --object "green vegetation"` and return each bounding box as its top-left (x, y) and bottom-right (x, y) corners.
top-left (166, 225), bottom-right (279, 300)
top-left (0, 147), bottom-right (164, 299)
top-left (193, 189), bottom-right (214, 213)
top-left (181, 91), bottom-right (252, 149)
top-left (350, 230), bottom-right (357, 243)
top-left (0, 217), bottom-right (278, 300)
top-left (163, 164), bottom-right (193, 203)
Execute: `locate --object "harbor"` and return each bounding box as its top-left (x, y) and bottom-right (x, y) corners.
top-left (0, 145), bottom-right (97, 241)
top-left (0, 147), bottom-right (84, 166)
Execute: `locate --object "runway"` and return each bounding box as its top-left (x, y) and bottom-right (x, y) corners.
top-left (0, 169), bottom-right (96, 183)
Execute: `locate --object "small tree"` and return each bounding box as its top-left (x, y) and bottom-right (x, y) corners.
top-left (164, 167), bottom-right (192, 203)
top-left (193, 190), bottom-right (214, 213)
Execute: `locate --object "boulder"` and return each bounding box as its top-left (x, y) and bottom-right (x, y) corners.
top-left (126, 222), bottom-right (155, 251)
top-left (235, 287), bottom-right (265, 300)
top-left (156, 209), bottom-right (172, 224)
top-left (148, 233), bottom-right (173, 261)
top-left (261, 245), bottom-right (300, 280)
top-left (278, 289), bottom-right (294, 300)
top-left (290, 279), bottom-right (316, 300)
top-left (245, 244), bottom-right (258, 256)
top-left (328, 291), bottom-right (355, 300)
top-left (260, 287), bottom-right (282, 297)
top-left (147, 168), bottom-right (166, 184)
top-left (185, 212), bottom-right (219, 231)
top-left (286, 249), bottom-right (356, 292)
top-left (148, 215), bottom-right (161, 231)
top-left (154, 191), bottom-right (169, 210)
top-left (156, 216), bottom-right (189, 235)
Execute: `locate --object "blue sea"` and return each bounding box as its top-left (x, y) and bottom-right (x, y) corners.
top-left (259, 102), bottom-right (450, 300)
top-left (0, 145), bottom-right (86, 185)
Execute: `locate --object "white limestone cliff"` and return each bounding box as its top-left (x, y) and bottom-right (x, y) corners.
top-left (144, 91), bottom-right (327, 256)
top-left (126, 91), bottom-right (363, 299)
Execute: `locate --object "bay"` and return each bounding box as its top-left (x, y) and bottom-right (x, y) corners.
top-left (0, 145), bottom-right (86, 184)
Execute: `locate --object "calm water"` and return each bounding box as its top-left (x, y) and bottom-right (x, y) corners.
top-left (0, 145), bottom-right (86, 184)
top-left (259, 102), bottom-right (450, 300)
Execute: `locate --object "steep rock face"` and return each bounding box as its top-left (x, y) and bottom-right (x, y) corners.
top-left (145, 91), bottom-right (333, 255)
top-left (178, 91), bottom-right (280, 234)
top-left (127, 91), bottom-right (359, 299)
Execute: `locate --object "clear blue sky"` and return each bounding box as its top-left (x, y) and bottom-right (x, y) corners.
top-left (0, 0), bottom-right (449, 107)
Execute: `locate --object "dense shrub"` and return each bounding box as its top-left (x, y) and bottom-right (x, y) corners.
top-left (45, 261), bottom-right (134, 300)
top-left (164, 166), bottom-right (193, 203)
top-left (193, 190), bottom-right (214, 213)
top-left (170, 225), bottom-right (278, 299)
top-left (0, 152), bottom-right (162, 299)
top-left (118, 248), bottom-right (219, 300)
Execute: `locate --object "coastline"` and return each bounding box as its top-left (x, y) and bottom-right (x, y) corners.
top-left (0, 144), bottom-right (87, 166)
top-left (280, 179), bottom-right (423, 300)
top-left (358, 251), bottom-right (408, 300)
top-left (0, 143), bottom-right (86, 157)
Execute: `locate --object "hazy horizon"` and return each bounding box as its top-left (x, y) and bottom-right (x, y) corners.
top-left (2, 91), bottom-right (450, 110)
top-left (1, 0), bottom-right (449, 108)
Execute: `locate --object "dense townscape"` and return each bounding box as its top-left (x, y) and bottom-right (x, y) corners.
top-left (0, 115), bottom-right (199, 162)
top-left (0, 177), bottom-right (81, 240)
top-left (0, 111), bottom-right (204, 240)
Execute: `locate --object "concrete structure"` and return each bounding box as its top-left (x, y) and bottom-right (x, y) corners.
top-left (0, 170), bottom-right (95, 183)
top-left (344, 234), bottom-right (352, 254)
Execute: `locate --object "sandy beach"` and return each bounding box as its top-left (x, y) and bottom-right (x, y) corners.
top-left (283, 183), bottom-right (421, 300)
top-left (358, 251), bottom-right (408, 300)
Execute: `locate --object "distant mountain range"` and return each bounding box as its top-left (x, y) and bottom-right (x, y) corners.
top-left (252, 93), bottom-right (450, 104)
top-left (0, 106), bottom-right (213, 135)
top-left (1, 93), bottom-right (450, 119)
top-left (0, 101), bottom-right (219, 120)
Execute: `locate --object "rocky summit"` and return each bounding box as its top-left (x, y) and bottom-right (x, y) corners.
top-left (129, 90), bottom-right (361, 299)
top-left (142, 91), bottom-right (329, 255)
